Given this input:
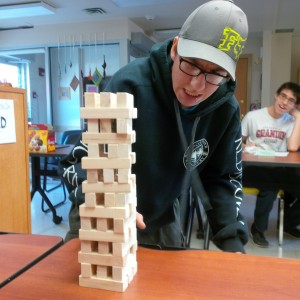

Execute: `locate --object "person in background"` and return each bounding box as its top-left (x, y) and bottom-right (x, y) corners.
top-left (242, 81), bottom-right (300, 247)
top-left (60, 0), bottom-right (249, 253)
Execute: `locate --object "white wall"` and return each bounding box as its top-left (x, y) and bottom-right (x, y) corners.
top-left (243, 36), bottom-right (263, 105)
top-left (262, 32), bottom-right (293, 108)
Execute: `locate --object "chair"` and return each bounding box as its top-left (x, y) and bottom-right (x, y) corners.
top-left (243, 187), bottom-right (285, 246)
top-left (185, 187), bottom-right (210, 250)
top-left (41, 130), bottom-right (82, 211)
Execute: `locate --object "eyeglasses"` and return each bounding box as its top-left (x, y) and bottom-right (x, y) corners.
top-left (278, 92), bottom-right (297, 105)
top-left (179, 57), bottom-right (230, 86)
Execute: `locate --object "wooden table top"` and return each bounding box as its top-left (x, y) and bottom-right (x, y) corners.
top-left (29, 144), bottom-right (74, 157)
top-left (1, 238), bottom-right (300, 299)
top-left (0, 234), bottom-right (63, 288)
top-left (242, 151), bottom-right (300, 167)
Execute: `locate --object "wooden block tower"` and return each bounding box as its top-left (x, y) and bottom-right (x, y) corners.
top-left (78, 92), bottom-right (138, 292)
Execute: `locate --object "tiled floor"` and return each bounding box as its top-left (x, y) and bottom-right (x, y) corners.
top-left (31, 180), bottom-right (300, 259)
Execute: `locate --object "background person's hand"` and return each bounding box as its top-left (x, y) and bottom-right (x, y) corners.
top-left (136, 212), bottom-right (146, 229)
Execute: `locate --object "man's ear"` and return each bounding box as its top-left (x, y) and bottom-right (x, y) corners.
top-left (170, 36), bottom-right (179, 61)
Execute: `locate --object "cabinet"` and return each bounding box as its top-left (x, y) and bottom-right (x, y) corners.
top-left (0, 86), bottom-right (31, 233)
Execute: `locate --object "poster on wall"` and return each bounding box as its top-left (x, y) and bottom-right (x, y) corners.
top-left (0, 99), bottom-right (16, 144)
top-left (58, 87), bottom-right (71, 100)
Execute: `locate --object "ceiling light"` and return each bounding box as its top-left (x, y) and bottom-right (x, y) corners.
top-left (0, 1), bottom-right (56, 19)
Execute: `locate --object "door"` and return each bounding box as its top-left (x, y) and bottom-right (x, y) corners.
top-left (235, 55), bottom-right (252, 119)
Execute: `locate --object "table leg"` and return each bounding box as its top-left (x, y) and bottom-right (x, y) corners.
top-left (30, 156), bottom-right (62, 224)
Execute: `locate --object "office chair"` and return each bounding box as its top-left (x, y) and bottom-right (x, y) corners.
top-left (243, 187), bottom-right (285, 246)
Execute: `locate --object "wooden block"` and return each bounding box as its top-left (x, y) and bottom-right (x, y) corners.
top-left (100, 92), bottom-right (117, 107)
top-left (118, 144), bottom-right (131, 157)
top-left (85, 193), bottom-right (96, 207)
top-left (97, 265), bottom-right (112, 278)
top-left (104, 193), bottom-right (115, 207)
top-left (88, 144), bottom-right (100, 157)
top-left (78, 251), bottom-right (128, 267)
top-left (113, 219), bottom-right (125, 234)
top-left (116, 118), bottom-right (132, 134)
top-left (117, 92), bottom-right (134, 108)
top-left (79, 275), bottom-right (127, 292)
top-left (79, 229), bottom-right (128, 243)
top-left (79, 205), bottom-right (129, 219)
top-left (98, 241), bottom-right (112, 254)
top-left (82, 181), bottom-right (132, 194)
top-left (82, 157), bottom-right (131, 169)
top-left (112, 266), bottom-right (125, 282)
top-left (82, 132), bottom-right (136, 144)
top-left (97, 218), bottom-right (113, 231)
top-left (87, 170), bottom-right (98, 183)
top-left (112, 240), bottom-right (137, 256)
top-left (81, 241), bottom-right (92, 253)
top-left (130, 152), bottom-right (136, 164)
top-left (84, 92), bottom-right (100, 107)
top-left (107, 144), bottom-right (119, 158)
top-left (103, 169), bottom-right (115, 183)
top-left (81, 217), bottom-right (96, 230)
top-left (100, 119), bottom-right (112, 133)
top-left (115, 193), bottom-right (128, 207)
top-left (80, 107), bottom-right (137, 119)
top-left (87, 119), bottom-right (99, 133)
top-left (81, 263), bottom-right (93, 277)
top-left (117, 169), bottom-right (130, 183)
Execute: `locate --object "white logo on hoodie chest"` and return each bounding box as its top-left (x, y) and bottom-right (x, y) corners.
top-left (183, 139), bottom-right (209, 169)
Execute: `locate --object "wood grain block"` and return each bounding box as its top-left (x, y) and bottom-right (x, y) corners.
top-left (117, 169), bottom-right (130, 183)
top-left (79, 204), bottom-right (129, 219)
top-left (130, 152), bottom-right (136, 164)
top-left (88, 144), bottom-right (100, 157)
top-left (79, 275), bottom-right (128, 292)
top-left (82, 181), bottom-right (132, 193)
top-left (107, 144), bottom-right (118, 158)
top-left (79, 228), bottom-right (129, 243)
top-left (85, 193), bottom-right (96, 207)
top-left (87, 170), bottom-right (98, 183)
top-left (78, 251), bottom-right (128, 267)
top-left (84, 92), bottom-right (100, 107)
top-left (81, 217), bottom-right (96, 230)
top-left (103, 168), bottom-right (115, 183)
top-left (87, 119), bottom-right (99, 132)
top-left (118, 144), bottom-right (131, 157)
top-left (82, 157), bottom-right (132, 169)
top-left (116, 92), bottom-right (134, 108)
top-left (116, 118), bottom-right (132, 134)
top-left (98, 241), bottom-right (112, 254)
top-left (100, 92), bottom-right (117, 107)
top-left (97, 218), bottom-right (113, 231)
top-left (80, 107), bottom-right (137, 119)
top-left (82, 131), bottom-right (136, 144)
top-left (100, 119), bottom-right (112, 133)
top-left (81, 262), bottom-right (93, 277)
top-left (97, 265), bottom-right (112, 278)
top-left (104, 193), bottom-right (115, 207)
top-left (112, 240), bottom-right (137, 256)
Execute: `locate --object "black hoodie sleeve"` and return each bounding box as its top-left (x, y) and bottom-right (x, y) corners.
top-left (202, 108), bottom-right (249, 253)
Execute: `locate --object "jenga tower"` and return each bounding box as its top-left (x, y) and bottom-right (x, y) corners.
top-left (78, 92), bottom-right (138, 292)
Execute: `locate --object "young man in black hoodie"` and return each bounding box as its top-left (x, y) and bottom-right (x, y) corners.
top-left (60, 0), bottom-right (249, 253)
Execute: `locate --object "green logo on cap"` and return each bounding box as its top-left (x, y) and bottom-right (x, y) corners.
top-left (218, 27), bottom-right (247, 60)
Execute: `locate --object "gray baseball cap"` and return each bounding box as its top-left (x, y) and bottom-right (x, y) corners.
top-left (177, 0), bottom-right (248, 81)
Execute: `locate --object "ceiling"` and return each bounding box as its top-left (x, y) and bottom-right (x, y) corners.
top-left (0, 0), bottom-right (300, 40)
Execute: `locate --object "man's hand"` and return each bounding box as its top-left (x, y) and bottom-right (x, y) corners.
top-left (136, 212), bottom-right (146, 229)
